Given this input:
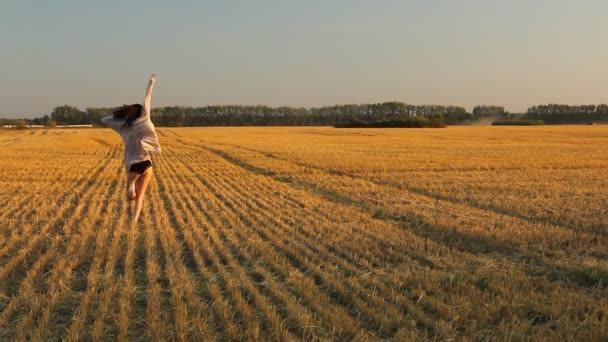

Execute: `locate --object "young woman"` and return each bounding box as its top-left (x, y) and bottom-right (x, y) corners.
top-left (101, 74), bottom-right (161, 224)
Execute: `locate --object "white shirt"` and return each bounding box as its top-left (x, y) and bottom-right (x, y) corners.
top-left (101, 79), bottom-right (161, 171)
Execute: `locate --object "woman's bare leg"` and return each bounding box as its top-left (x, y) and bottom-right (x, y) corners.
top-left (126, 171), bottom-right (140, 200)
top-left (131, 168), bottom-right (153, 225)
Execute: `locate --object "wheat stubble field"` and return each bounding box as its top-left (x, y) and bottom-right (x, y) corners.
top-left (0, 126), bottom-right (606, 341)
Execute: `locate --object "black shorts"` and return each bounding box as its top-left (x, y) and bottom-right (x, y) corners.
top-left (129, 160), bottom-right (152, 174)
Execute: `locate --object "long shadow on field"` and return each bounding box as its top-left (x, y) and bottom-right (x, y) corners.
top-left (154, 154), bottom-right (383, 339)
top-left (217, 143), bottom-right (607, 239)
top-left (156, 153), bottom-right (439, 339)
top-left (203, 146), bottom-right (608, 291)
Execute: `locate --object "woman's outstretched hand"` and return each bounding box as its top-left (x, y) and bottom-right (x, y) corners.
top-left (149, 74), bottom-right (157, 83)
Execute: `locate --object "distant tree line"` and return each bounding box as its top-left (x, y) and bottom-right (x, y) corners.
top-left (3, 103), bottom-right (608, 128)
top-left (523, 104), bottom-right (608, 124)
top-left (10, 102), bottom-right (472, 127)
top-left (472, 105), bottom-right (506, 120)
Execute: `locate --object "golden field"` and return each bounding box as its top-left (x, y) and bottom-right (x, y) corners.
top-left (0, 126), bottom-right (606, 341)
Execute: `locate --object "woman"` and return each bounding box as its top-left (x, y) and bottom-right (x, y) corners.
top-left (101, 74), bottom-right (161, 224)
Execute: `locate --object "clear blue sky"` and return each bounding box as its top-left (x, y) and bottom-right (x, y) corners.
top-left (2, 0), bottom-right (607, 118)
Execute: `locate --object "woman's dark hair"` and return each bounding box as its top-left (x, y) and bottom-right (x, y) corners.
top-left (113, 104), bottom-right (143, 128)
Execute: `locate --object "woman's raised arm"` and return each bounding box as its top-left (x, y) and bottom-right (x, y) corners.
top-left (142, 74), bottom-right (157, 119)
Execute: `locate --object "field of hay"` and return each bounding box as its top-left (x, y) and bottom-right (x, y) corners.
top-left (0, 126), bottom-right (606, 340)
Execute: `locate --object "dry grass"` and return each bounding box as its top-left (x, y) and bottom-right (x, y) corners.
top-left (0, 126), bottom-right (606, 340)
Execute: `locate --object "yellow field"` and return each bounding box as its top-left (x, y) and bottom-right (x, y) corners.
top-left (0, 126), bottom-right (606, 340)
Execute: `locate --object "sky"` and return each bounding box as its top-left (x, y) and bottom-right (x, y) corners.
top-left (1, 0), bottom-right (608, 118)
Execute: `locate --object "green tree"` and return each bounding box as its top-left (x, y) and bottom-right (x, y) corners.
top-left (51, 105), bottom-right (84, 125)
top-left (86, 108), bottom-right (112, 126)
top-left (472, 105), bottom-right (505, 120)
